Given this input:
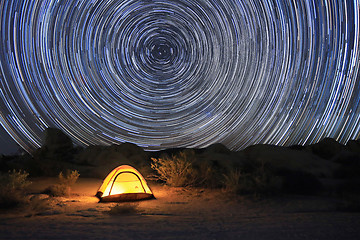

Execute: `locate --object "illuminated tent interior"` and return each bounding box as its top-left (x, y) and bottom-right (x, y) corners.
top-left (96, 165), bottom-right (154, 202)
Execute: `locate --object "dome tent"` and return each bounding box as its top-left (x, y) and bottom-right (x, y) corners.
top-left (96, 165), bottom-right (154, 202)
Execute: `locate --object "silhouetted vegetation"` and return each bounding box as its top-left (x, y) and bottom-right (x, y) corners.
top-left (278, 169), bottom-right (323, 195)
top-left (2, 128), bottom-right (360, 209)
top-left (222, 161), bottom-right (281, 196)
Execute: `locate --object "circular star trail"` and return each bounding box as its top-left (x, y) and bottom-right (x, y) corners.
top-left (0, 0), bottom-right (360, 152)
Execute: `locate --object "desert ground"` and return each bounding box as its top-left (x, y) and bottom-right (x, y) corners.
top-left (0, 177), bottom-right (359, 240)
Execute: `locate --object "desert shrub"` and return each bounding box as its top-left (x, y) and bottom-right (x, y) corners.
top-left (278, 169), bottom-right (323, 195)
top-left (58, 170), bottom-right (80, 186)
top-left (45, 184), bottom-right (70, 197)
top-left (223, 161), bottom-right (281, 195)
top-left (151, 150), bottom-right (198, 187)
top-left (45, 170), bottom-right (79, 197)
top-left (222, 169), bottom-right (243, 194)
top-left (192, 160), bottom-right (219, 188)
top-left (151, 149), bottom-right (232, 188)
top-left (107, 203), bottom-right (139, 215)
top-left (0, 170), bottom-right (31, 208)
top-left (251, 162), bottom-right (282, 195)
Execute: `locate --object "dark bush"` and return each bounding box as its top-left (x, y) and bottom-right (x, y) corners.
top-left (279, 169), bottom-right (323, 195)
top-left (223, 161), bottom-right (282, 195)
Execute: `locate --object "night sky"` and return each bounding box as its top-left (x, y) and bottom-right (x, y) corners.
top-left (0, 0), bottom-right (359, 154)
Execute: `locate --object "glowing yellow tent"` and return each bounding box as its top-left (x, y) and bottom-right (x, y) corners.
top-left (96, 165), bottom-right (154, 202)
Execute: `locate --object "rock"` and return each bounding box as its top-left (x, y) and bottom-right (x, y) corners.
top-left (29, 128), bottom-right (77, 176)
top-left (29, 194), bottom-right (49, 201)
top-left (287, 144), bottom-right (306, 151)
top-left (36, 210), bottom-right (62, 216)
top-left (346, 139), bottom-right (360, 155)
top-left (308, 137), bottom-right (345, 160)
top-left (109, 142), bottom-right (146, 158)
top-left (203, 143), bottom-right (230, 154)
top-left (242, 144), bottom-right (339, 177)
top-left (74, 143), bottom-right (150, 178)
top-left (197, 150), bottom-right (247, 172)
top-left (43, 128), bottom-right (73, 151)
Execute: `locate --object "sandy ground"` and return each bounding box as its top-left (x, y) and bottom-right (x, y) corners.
top-left (0, 178), bottom-right (360, 240)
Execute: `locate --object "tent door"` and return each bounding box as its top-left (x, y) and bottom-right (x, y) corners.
top-left (108, 171), bottom-right (147, 195)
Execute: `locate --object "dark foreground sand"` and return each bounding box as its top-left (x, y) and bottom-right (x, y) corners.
top-left (0, 178), bottom-right (359, 240)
